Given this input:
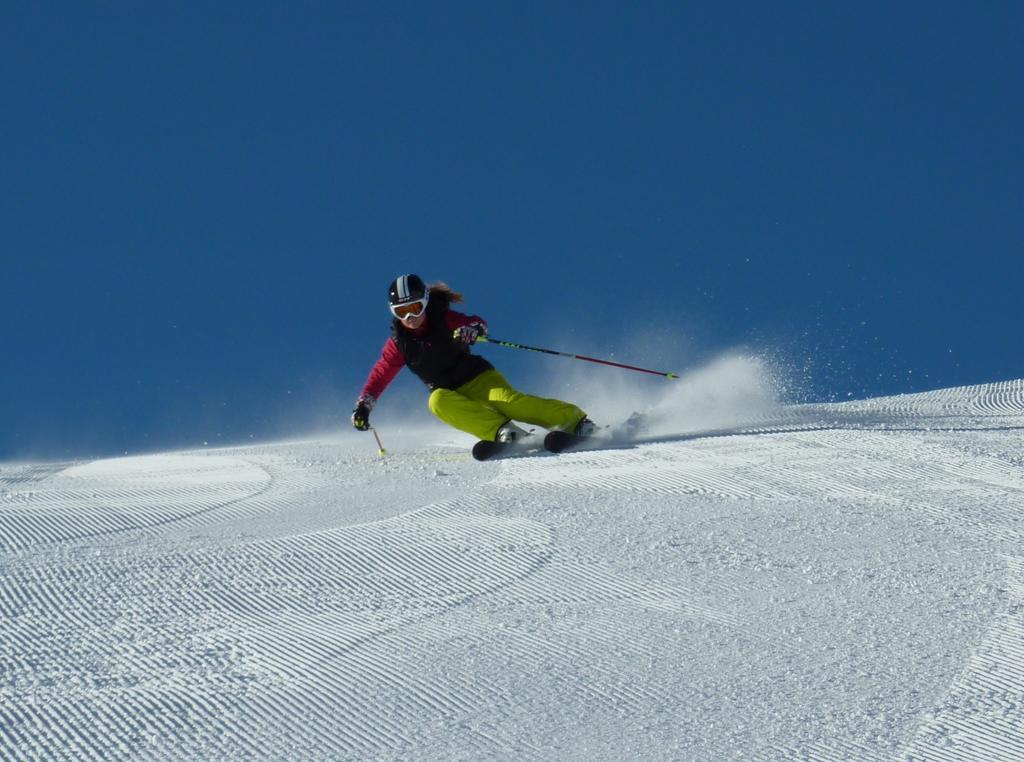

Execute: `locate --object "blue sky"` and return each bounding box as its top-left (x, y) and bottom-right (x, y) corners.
top-left (3, 3), bottom-right (1022, 459)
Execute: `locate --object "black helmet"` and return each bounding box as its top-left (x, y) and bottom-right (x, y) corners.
top-left (388, 273), bottom-right (428, 305)
top-left (388, 274), bottom-right (430, 319)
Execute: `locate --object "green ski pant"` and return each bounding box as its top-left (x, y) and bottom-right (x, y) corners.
top-left (428, 369), bottom-right (586, 441)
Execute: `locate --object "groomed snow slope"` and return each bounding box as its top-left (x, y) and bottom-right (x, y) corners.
top-left (2, 379), bottom-right (1024, 760)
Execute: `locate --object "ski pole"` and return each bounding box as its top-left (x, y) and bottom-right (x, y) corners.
top-left (371, 427), bottom-right (387, 457)
top-left (477, 336), bottom-right (679, 379)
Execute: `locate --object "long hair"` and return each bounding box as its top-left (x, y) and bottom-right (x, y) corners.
top-left (428, 281), bottom-right (464, 303)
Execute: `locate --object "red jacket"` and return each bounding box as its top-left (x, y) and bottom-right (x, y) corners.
top-left (360, 308), bottom-right (488, 400)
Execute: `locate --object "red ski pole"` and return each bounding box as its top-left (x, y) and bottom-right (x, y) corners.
top-left (477, 337), bottom-right (679, 379)
top-left (371, 427), bottom-right (387, 457)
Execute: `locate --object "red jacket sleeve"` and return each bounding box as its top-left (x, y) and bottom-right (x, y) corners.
top-left (360, 337), bottom-right (405, 400)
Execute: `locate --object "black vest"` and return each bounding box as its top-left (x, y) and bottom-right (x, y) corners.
top-left (391, 295), bottom-right (493, 390)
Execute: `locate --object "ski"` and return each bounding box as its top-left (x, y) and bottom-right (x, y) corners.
top-left (543, 430), bottom-right (588, 453)
top-left (471, 439), bottom-right (508, 461)
top-left (544, 412), bottom-right (648, 454)
top-left (471, 433), bottom-right (538, 461)
top-left (474, 413), bottom-right (648, 461)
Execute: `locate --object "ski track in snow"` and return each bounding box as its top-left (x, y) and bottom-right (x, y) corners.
top-left (1, 380), bottom-right (1023, 760)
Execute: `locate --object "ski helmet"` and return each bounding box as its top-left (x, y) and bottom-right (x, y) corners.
top-left (388, 273), bottom-right (430, 318)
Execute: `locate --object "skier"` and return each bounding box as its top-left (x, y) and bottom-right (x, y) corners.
top-left (351, 274), bottom-right (595, 448)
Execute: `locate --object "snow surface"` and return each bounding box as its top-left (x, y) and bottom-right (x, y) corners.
top-left (2, 375), bottom-right (1024, 760)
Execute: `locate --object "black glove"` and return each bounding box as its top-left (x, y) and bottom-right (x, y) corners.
top-left (452, 323), bottom-right (486, 345)
top-left (351, 395), bottom-right (374, 431)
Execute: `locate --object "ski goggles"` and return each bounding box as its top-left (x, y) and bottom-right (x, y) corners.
top-left (390, 296), bottom-right (428, 320)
